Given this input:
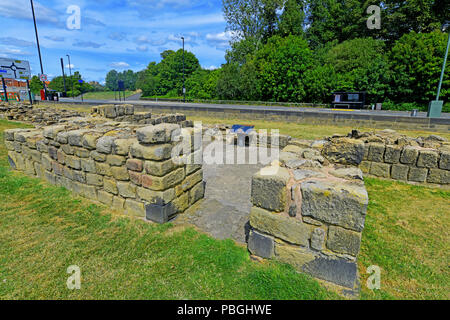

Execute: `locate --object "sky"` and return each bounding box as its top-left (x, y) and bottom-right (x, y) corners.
top-left (0, 0), bottom-right (230, 84)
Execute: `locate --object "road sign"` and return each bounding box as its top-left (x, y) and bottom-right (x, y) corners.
top-left (0, 58), bottom-right (31, 80)
top-left (78, 79), bottom-right (83, 84)
top-left (39, 74), bottom-right (48, 82)
top-left (117, 80), bottom-right (125, 90)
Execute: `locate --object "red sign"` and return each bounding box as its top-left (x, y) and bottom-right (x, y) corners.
top-left (40, 89), bottom-right (45, 101)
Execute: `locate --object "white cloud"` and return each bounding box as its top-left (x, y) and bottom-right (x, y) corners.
top-left (110, 62), bottom-right (130, 68)
top-left (205, 31), bottom-right (233, 49)
top-left (203, 65), bottom-right (218, 70)
top-left (0, 0), bottom-right (60, 24)
top-left (137, 45), bottom-right (148, 52)
top-left (65, 64), bottom-right (75, 69)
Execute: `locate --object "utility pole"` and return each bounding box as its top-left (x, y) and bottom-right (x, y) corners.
top-left (30, 0), bottom-right (47, 100)
top-left (181, 36), bottom-right (185, 103)
top-left (66, 54), bottom-right (74, 99)
top-left (60, 58), bottom-right (67, 96)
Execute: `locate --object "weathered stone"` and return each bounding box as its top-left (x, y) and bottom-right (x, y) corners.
top-left (427, 168), bottom-right (450, 184)
top-left (129, 171), bottom-right (142, 185)
top-left (180, 169), bottom-right (203, 192)
top-left (288, 204), bottom-right (297, 217)
top-left (41, 153), bottom-right (52, 171)
top-left (80, 159), bottom-right (96, 173)
top-left (106, 154), bottom-right (126, 166)
top-left (274, 244), bottom-right (316, 270)
top-left (391, 164), bottom-right (409, 181)
top-left (251, 166), bottom-right (290, 212)
top-left (117, 181), bottom-right (136, 198)
top-left (293, 169), bottom-right (326, 180)
top-left (136, 123), bottom-right (180, 144)
top-left (61, 144), bottom-right (74, 155)
top-left (72, 170), bottom-right (86, 183)
top-left (137, 187), bottom-right (176, 204)
top-left (91, 150), bottom-right (106, 162)
top-left (126, 159), bottom-right (143, 172)
top-left (112, 196), bottom-right (125, 210)
top-left (310, 228), bottom-right (326, 251)
top-left (103, 177), bottom-right (118, 195)
top-left (141, 168), bottom-right (185, 191)
top-left (48, 146), bottom-right (58, 160)
top-left (112, 138), bottom-right (135, 156)
top-left (384, 145), bottom-right (402, 164)
top-left (408, 167), bottom-right (427, 182)
top-left (359, 160), bottom-right (371, 174)
top-left (439, 152), bottom-right (450, 170)
top-left (400, 146), bottom-right (419, 165)
top-left (74, 147), bottom-right (90, 158)
top-left (322, 138), bottom-right (365, 165)
top-left (95, 162), bottom-right (112, 176)
top-left (286, 159), bottom-right (322, 169)
top-left (248, 230), bottom-right (274, 258)
top-left (67, 129), bottom-right (89, 147)
top-left (97, 190), bottom-right (113, 206)
top-left (172, 192), bottom-right (189, 213)
top-left (144, 159), bottom-right (178, 176)
top-left (189, 181), bottom-right (204, 205)
top-left (96, 136), bottom-right (116, 154)
top-left (367, 143), bottom-right (385, 162)
top-left (282, 145), bottom-right (305, 155)
top-left (301, 180), bottom-right (368, 232)
top-left (130, 142), bottom-right (172, 160)
top-left (86, 173), bottom-right (103, 186)
top-left (329, 167), bottom-right (363, 181)
top-left (249, 207), bottom-right (310, 246)
top-left (145, 201), bottom-right (177, 223)
top-left (65, 155), bottom-right (81, 170)
top-left (108, 166), bottom-right (128, 182)
top-left (370, 162), bottom-right (391, 178)
top-left (81, 132), bottom-right (102, 150)
top-left (327, 226), bottom-right (361, 256)
top-left (417, 150), bottom-right (439, 168)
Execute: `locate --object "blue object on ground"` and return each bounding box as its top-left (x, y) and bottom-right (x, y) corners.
top-left (230, 124), bottom-right (255, 134)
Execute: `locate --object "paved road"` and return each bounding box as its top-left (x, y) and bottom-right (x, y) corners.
top-left (58, 97), bottom-right (450, 119)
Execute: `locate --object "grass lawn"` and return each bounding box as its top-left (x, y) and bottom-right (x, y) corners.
top-left (0, 117), bottom-right (448, 300)
top-left (80, 91), bottom-right (137, 100)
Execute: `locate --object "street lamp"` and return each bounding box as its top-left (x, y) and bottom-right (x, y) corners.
top-left (428, 20), bottom-right (450, 118)
top-left (181, 36), bottom-right (185, 103)
top-left (30, 0), bottom-right (47, 99)
top-left (66, 54), bottom-right (74, 99)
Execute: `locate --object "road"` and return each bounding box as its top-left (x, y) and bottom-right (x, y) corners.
top-left (57, 97), bottom-right (450, 119)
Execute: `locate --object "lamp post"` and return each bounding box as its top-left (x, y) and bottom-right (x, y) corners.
top-left (66, 54), bottom-right (74, 99)
top-left (30, 0), bottom-right (47, 99)
top-left (181, 36), bottom-right (185, 103)
top-left (428, 21), bottom-right (450, 118)
top-left (60, 58), bottom-right (67, 97)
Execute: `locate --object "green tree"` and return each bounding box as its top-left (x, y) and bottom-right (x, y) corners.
top-left (29, 75), bottom-right (43, 94)
top-left (323, 37), bottom-right (389, 103)
top-left (252, 35), bottom-right (312, 102)
top-left (389, 30), bottom-right (450, 104)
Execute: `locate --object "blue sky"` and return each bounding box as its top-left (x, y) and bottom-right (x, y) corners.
top-left (0, 0), bottom-right (230, 84)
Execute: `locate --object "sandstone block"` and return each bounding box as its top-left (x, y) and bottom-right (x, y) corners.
top-left (391, 164), bottom-right (409, 180)
top-left (367, 143), bottom-right (385, 162)
top-left (327, 226), bottom-right (361, 256)
top-left (384, 145), bottom-right (402, 163)
top-left (417, 150), bottom-right (439, 168)
top-left (427, 168), bottom-right (450, 184)
top-left (251, 166), bottom-right (290, 212)
top-left (117, 181), bottom-right (136, 198)
top-left (248, 230), bottom-right (274, 259)
top-left (370, 162), bottom-right (391, 178)
top-left (400, 146), bottom-right (419, 165)
top-left (322, 138), bottom-right (365, 165)
top-left (111, 166), bottom-right (129, 181)
top-left (408, 167), bottom-right (427, 182)
top-left (130, 142), bottom-right (172, 160)
top-left (141, 168), bottom-right (185, 191)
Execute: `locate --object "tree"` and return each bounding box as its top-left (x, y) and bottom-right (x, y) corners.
top-left (105, 70), bottom-right (119, 91)
top-left (389, 30), bottom-right (450, 104)
top-left (29, 75), bottom-right (43, 94)
top-left (323, 37), bottom-right (389, 103)
top-left (252, 35), bottom-right (312, 102)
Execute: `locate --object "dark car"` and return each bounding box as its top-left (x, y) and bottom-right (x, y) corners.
top-left (331, 91), bottom-right (366, 109)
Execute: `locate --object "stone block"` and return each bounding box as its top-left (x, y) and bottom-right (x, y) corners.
top-left (367, 143), bottom-right (385, 162)
top-left (439, 152), bottom-right (450, 170)
top-left (408, 167), bottom-right (428, 182)
top-left (67, 129), bottom-right (89, 147)
top-left (384, 145), bottom-right (402, 164)
top-left (329, 167), bottom-right (363, 181)
top-left (417, 150), bottom-right (439, 168)
top-left (391, 164), bottom-right (409, 181)
top-left (426, 168), bottom-right (450, 184)
top-left (189, 181), bottom-right (205, 205)
top-left (310, 228), bottom-right (326, 251)
top-left (117, 181), bottom-right (136, 198)
top-left (369, 162), bottom-right (391, 178)
top-left (80, 159), bottom-right (96, 173)
top-left (95, 162), bottom-right (112, 176)
top-left (141, 168), bottom-right (185, 191)
top-left (91, 151), bottom-right (106, 162)
top-left (82, 132), bottom-right (102, 150)
top-left (130, 142), bottom-right (172, 160)
top-left (111, 166), bottom-right (129, 181)
top-left (126, 159), bottom-right (143, 172)
top-left (112, 196), bottom-right (125, 210)
top-left (251, 166), bottom-right (290, 212)
top-left (301, 180), bottom-right (368, 232)
top-left (180, 169), bottom-right (203, 192)
top-left (400, 146), bottom-right (419, 165)
top-left (129, 171), bottom-right (142, 186)
top-left (144, 159), bottom-right (178, 176)
top-left (136, 123), bottom-right (180, 144)
top-left (327, 226), bottom-right (361, 256)
top-left (145, 201), bottom-right (177, 223)
top-left (359, 160), bottom-right (371, 174)
top-left (96, 136), bottom-right (116, 154)
top-left (322, 138), bottom-right (365, 165)
top-left (66, 155), bottom-right (81, 170)
top-left (86, 173), bottom-right (103, 186)
top-left (103, 177), bottom-right (118, 195)
top-left (97, 190), bottom-right (113, 206)
top-left (171, 192), bottom-right (189, 213)
top-left (248, 230), bottom-right (274, 259)
top-left (137, 187), bottom-right (176, 204)
top-left (249, 206), bottom-right (310, 246)
top-left (293, 169), bottom-right (326, 180)
top-left (112, 138), bottom-right (135, 156)
top-left (106, 154), bottom-right (126, 166)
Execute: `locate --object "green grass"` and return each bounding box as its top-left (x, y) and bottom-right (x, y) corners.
top-left (81, 91), bottom-right (137, 100)
top-left (0, 118), bottom-right (448, 300)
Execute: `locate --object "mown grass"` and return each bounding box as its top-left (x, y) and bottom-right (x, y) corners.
top-left (0, 118), bottom-right (448, 300)
top-left (80, 91), bottom-right (137, 100)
